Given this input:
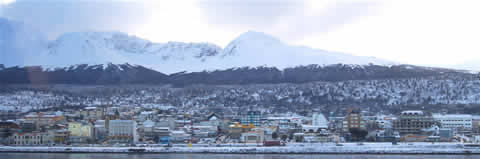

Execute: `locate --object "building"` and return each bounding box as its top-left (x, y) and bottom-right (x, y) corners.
top-left (265, 117), bottom-right (294, 134)
top-left (0, 111), bottom-right (19, 120)
top-left (240, 128), bottom-right (265, 143)
top-left (81, 107), bottom-right (104, 120)
top-left (54, 129), bottom-right (69, 145)
top-left (24, 113), bottom-right (64, 129)
top-left (240, 111), bottom-right (262, 127)
top-left (19, 120), bottom-right (36, 133)
top-left (142, 120), bottom-right (171, 142)
top-left (432, 113), bottom-right (472, 132)
top-left (342, 108), bottom-right (365, 132)
top-left (170, 130), bottom-right (191, 143)
top-left (312, 113), bottom-right (328, 128)
top-left (138, 111), bottom-right (155, 121)
top-left (228, 122), bottom-right (255, 140)
top-left (192, 125), bottom-right (217, 137)
top-left (10, 131), bottom-right (54, 146)
top-left (108, 120), bottom-right (138, 144)
top-left (393, 110), bottom-right (437, 135)
top-left (94, 120), bottom-right (107, 141)
top-left (0, 121), bottom-right (19, 144)
top-left (201, 112), bottom-right (223, 130)
top-left (439, 128), bottom-right (454, 142)
top-left (68, 122), bottom-right (93, 143)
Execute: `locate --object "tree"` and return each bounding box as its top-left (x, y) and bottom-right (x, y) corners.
top-left (288, 133), bottom-right (294, 141)
top-left (272, 132), bottom-right (278, 140)
top-left (281, 135), bottom-right (288, 141)
top-left (349, 128), bottom-right (368, 141)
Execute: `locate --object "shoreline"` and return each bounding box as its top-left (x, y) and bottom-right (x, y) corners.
top-left (1, 143), bottom-right (480, 154)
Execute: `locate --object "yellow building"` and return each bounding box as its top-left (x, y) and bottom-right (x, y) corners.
top-left (68, 122), bottom-right (92, 137)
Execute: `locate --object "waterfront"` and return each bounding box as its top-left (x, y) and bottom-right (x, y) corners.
top-left (1, 142), bottom-right (478, 154)
top-left (2, 153), bottom-right (480, 159)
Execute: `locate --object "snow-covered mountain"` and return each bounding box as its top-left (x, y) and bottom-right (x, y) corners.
top-left (0, 18), bottom-right (395, 74)
top-left (218, 31), bottom-right (393, 69)
top-left (43, 31), bottom-right (222, 73)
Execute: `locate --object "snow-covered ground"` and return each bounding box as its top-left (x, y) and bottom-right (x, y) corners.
top-left (0, 143), bottom-right (478, 154)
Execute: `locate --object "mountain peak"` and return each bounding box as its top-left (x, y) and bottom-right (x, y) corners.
top-left (231, 30), bottom-right (283, 45)
top-left (222, 31), bottom-right (284, 57)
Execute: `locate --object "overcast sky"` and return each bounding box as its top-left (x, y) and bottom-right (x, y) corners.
top-left (1, 0), bottom-right (480, 69)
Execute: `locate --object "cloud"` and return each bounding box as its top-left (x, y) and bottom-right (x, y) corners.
top-left (0, 0), bottom-right (153, 39)
top-left (197, 0), bottom-right (305, 30)
top-left (197, 0), bottom-right (379, 42)
top-left (0, 0), bottom-right (16, 5)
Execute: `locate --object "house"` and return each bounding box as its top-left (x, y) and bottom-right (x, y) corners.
top-left (200, 112), bottom-right (223, 130)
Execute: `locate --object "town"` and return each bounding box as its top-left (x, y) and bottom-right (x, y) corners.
top-left (1, 104), bottom-right (480, 147)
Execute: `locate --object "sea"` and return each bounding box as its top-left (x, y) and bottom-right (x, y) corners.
top-left (2, 153), bottom-right (480, 159)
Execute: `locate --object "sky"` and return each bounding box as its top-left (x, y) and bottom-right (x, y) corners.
top-left (1, 0), bottom-right (480, 69)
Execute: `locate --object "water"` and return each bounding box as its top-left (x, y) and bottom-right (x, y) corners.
top-left (2, 153), bottom-right (480, 159)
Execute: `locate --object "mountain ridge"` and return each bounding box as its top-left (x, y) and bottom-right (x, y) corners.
top-left (1, 18), bottom-right (394, 74)
top-left (0, 63), bottom-right (471, 85)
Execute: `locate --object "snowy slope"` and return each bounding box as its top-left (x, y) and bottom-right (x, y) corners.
top-left (0, 18), bottom-right (396, 74)
top-left (218, 31), bottom-right (394, 69)
top-left (43, 32), bottom-right (222, 73)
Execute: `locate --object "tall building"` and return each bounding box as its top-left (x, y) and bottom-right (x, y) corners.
top-left (393, 110), bottom-right (436, 135)
top-left (241, 111), bottom-right (262, 127)
top-left (342, 108), bottom-right (365, 132)
top-left (108, 120), bottom-right (137, 143)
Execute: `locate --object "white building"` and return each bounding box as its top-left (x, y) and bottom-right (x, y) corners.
top-left (108, 120), bottom-right (138, 143)
top-left (312, 113), bottom-right (328, 128)
top-left (170, 130), bottom-right (191, 143)
top-left (265, 117), bottom-right (293, 131)
top-left (433, 114), bottom-right (472, 131)
top-left (10, 131), bottom-right (54, 146)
